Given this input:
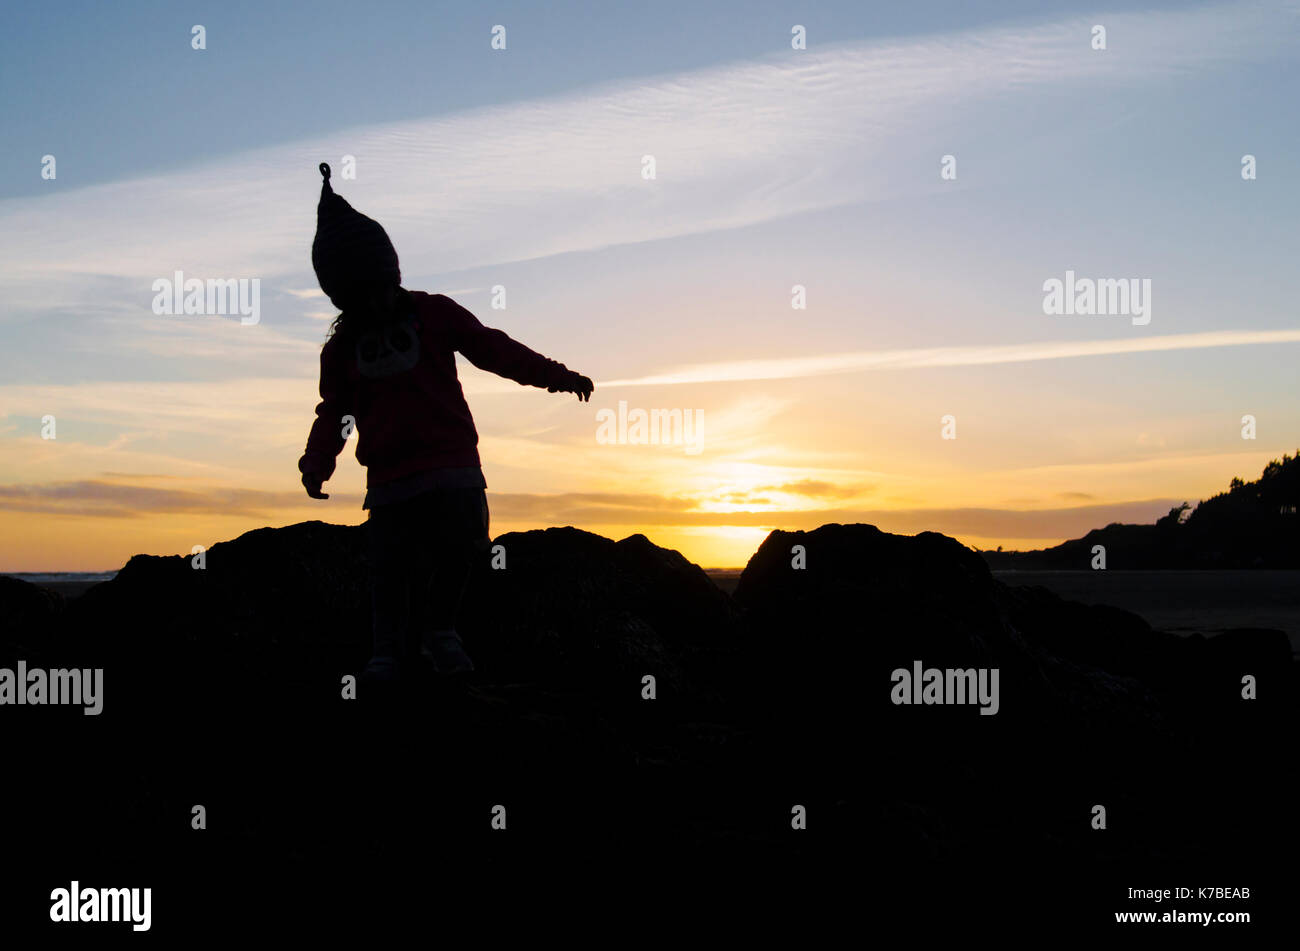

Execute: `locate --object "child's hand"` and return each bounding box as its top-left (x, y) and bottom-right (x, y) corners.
top-left (549, 370), bottom-right (594, 402)
top-left (302, 471), bottom-right (330, 500)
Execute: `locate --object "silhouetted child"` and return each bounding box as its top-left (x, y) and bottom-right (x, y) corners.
top-left (300, 163), bottom-right (593, 681)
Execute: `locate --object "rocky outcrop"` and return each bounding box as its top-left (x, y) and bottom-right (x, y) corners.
top-left (0, 575), bottom-right (64, 668)
top-left (1, 520), bottom-right (1294, 928)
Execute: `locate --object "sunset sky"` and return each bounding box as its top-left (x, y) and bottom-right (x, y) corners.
top-left (2, 0), bottom-right (1298, 571)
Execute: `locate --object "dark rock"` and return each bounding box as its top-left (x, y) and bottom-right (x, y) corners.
top-left (1, 518), bottom-right (1293, 928)
top-left (0, 575), bottom-right (64, 665)
top-left (463, 526), bottom-right (741, 696)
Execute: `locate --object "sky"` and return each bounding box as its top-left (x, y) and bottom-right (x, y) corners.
top-left (1, 0), bottom-right (1298, 570)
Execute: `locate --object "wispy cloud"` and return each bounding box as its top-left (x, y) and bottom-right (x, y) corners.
top-left (0, 479), bottom-right (362, 519)
top-left (752, 480), bottom-right (871, 500)
top-left (596, 329), bottom-right (1300, 387)
top-left (484, 493), bottom-right (1182, 539)
top-left (0, 477), bottom-right (1176, 539)
top-left (2, 0), bottom-right (1293, 304)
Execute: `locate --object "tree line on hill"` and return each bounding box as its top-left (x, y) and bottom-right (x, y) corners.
top-left (981, 452), bottom-right (1300, 569)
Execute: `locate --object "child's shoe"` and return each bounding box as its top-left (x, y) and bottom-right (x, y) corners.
top-left (360, 652), bottom-right (398, 683)
top-left (420, 629), bottom-right (475, 676)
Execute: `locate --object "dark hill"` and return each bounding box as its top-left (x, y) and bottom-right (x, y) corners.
top-left (2, 520), bottom-right (1293, 931)
top-left (982, 451), bottom-right (1300, 569)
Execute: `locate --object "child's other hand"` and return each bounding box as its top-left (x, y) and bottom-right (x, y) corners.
top-left (550, 370), bottom-right (594, 402)
top-left (302, 472), bottom-right (330, 499)
top-left (569, 373), bottom-right (594, 402)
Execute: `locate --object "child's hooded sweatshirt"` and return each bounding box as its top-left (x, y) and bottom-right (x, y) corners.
top-left (298, 289), bottom-right (574, 489)
top-left (300, 164), bottom-right (574, 493)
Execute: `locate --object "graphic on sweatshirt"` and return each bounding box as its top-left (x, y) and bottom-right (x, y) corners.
top-left (355, 317), bottom-right (420, 379)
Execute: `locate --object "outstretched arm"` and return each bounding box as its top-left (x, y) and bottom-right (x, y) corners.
top-left (442, 296), bottom-right (593, 400)
top-left (298, 340), bottom-right (353, 498)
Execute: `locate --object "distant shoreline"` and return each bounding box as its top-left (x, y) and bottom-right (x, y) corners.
top-left (1, 573), bottom-right (117, 600)
top-left (3, 572), bottom-right (118, 582)
top-left (703, 567), bottom-right (1300, 652)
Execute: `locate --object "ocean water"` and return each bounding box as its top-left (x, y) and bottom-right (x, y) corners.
top-left (4, 572), bottom-right (117, 584)
top-left (992, 568), bottom-right (1300, 653)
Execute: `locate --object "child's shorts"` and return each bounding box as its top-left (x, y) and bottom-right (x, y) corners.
top-left (366, 486), bottom-right (491, 556)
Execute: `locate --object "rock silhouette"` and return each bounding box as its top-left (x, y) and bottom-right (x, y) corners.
top-left (2, 521), bottom-right (1294, 930)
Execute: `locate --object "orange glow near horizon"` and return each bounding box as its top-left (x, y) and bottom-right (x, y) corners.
top-left (0, 441), bottom-right (1281, 573)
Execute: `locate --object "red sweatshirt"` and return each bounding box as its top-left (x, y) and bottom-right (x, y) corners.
top-left (299, 291), bottom-right (572, 486)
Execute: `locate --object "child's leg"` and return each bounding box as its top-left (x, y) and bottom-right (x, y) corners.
top-left (424, 535), bottom-right (475, 632)
top-left (365, 501), bottom-right (413, 676)
top-left (414, 487), bottom-right (489, 674)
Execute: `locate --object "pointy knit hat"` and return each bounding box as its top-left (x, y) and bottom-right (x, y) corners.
top-left (311, 162), bottom-right (401, 309)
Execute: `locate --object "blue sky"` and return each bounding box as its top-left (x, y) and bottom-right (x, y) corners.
top-left (2, 0), bottom-right (1219, 200)
top-left (1, 0), bottom-right (1297, 569)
